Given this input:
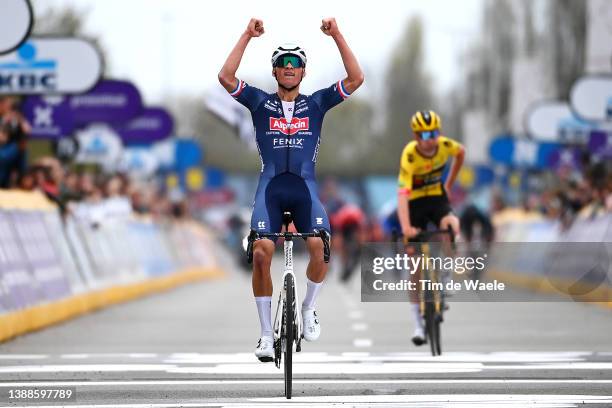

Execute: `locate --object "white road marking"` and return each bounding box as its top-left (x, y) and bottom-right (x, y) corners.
top-left (484, 363), bottom-right (612, 370)
top-left (254, 394), bottom-right (612, 405)
top-left (166, 362), bottom-right (483, 375)
top-left (3, 360), bottom-right (612, 375)
top-left (348, 310), bottom-right (363, 319)
top-left (0, 354), bottom-right (48, 359)
top-left (341, 352), bottom-right (370, 357)
top-left (0, 351), bottom-right (598, 363)
top-left (129, 353), bottom-right (159, 358)
top-left (3, 394), bottom-right (611, 408)
top-left (351, 322), bottom-right (368, 331)
top-left (61, 354), bottom-right (90, 359)
top-left (164, 352), bottom-right (328, 364)
top-left (352, 338), bottom-right (373, 348)
top-left (0, 379), bottom-right (612, 387)
top-left (0, 364), bottom-right (175, 373)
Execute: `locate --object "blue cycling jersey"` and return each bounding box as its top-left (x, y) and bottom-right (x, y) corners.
top-left (227, 78), bottom-right (351, 236)
top-left (229, 78), bottom-right (351, 181)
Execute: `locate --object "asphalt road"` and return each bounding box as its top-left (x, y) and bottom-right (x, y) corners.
top-left (0, 241), bottom-right (611, 407)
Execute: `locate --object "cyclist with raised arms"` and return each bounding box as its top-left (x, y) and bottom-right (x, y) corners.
top-left (397, 110), bottom-right (465, 346)
top-left (218, 17), bottom-right (364, 362)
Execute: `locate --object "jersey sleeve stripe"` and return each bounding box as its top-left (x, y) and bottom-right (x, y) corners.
top-left (337, 80), bottom-right (351, 99)
top-left (229, 79), bottom-right (245, 97)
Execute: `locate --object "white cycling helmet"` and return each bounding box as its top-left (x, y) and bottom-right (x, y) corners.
top-left (271, 43), bottom-right (307, 66)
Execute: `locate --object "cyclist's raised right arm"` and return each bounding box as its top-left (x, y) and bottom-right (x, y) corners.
top-left (218, 18), bottom-right (264, 92)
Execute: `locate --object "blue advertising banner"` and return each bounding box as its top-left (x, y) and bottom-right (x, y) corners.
top-left (115, 107), bottom-right (174, 145)
top-left (23, 79), bottom-right (144, 139)
top-left (70, 79), bottom-right (143, 125)
top-left (22, 95), bottom-right (74, 139)
top-left (489, 136), bottom-right (562, 169)
top-left (589, 130), bottom-right (612, 158)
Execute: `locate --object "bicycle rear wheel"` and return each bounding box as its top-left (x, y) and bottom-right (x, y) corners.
top-left (283, 274), bottom-right (295, 399)
top-left (434, 312), bottom-right (442, 355)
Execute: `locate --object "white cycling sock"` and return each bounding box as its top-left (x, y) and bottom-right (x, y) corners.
top-left (255, 296), bottom-right (272, 338)
top-left (302, 278), bottom-right (323, 310)
top-left (411, 303), bottom-right (423, 329)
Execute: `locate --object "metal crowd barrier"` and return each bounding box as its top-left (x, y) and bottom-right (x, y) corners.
top-left (0, 191), bottom-right (222, 341)
top-left (489, 208), bottom-right (612, 304)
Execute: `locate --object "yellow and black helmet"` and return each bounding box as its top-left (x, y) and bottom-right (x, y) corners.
top-left (411, 110), bottom-right (441, 132)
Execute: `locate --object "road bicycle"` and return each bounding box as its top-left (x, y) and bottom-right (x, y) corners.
top-left (246, 212), bottom-right (330, 399)
top-left (394, 228), bottom-right (455, 356)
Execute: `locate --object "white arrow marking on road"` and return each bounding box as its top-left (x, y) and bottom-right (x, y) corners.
top-left (348, 310), bottom-right (363, 319)
top-left (353, 338), bottom-right (373, 348)
top-left (351, 323), bottom-right (368, 331)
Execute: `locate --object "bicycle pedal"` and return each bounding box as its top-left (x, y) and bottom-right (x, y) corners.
top-left (296, 343), bottom-right (301, 352)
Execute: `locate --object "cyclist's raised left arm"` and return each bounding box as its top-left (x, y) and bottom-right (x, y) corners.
top-left (321, 17), bottom-right (364, 94)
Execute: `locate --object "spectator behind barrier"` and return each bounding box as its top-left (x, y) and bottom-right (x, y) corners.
top-left (0, 96), bottom-right (30, 187)
top-left (0, 126), bottom-right (19, 188)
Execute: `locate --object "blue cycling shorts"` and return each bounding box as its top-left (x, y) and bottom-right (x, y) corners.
top-left (251, 173), bottom-right (330, 239)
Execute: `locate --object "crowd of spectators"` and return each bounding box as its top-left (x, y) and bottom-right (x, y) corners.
top-left (16, 156), bottom-right (187, 221)
top-left (520, 154), bottom-right (612, 226)
top-left (0, 95), bottom-right (186, 221)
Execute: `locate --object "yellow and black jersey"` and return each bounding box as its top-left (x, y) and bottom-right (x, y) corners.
top-left (397, 136), bottom-right (463, 200)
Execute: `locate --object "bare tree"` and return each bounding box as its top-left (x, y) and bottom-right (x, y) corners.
top-left (376, 15), bottom-right (434, 173)
top-left (546, 0), bottom-right (587, 99)
top-left (31, 1), bottom-right (108, 73)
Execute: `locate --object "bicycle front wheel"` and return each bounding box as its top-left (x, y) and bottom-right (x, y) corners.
top-left (424, 290), bottom-right (438, 357)
top-left (283, 273), bottom-right (295, 399)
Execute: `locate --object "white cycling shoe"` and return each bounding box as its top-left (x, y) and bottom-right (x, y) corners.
top-left (302, 308), bottom-right (321, 342)
top-left (412, 326), bottom-right (426, 346)
top-left (255, 336), bottom-right (274, 362)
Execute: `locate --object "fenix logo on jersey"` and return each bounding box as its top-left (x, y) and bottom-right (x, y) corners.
top-left (269, 117), bottom-right (309, 135)
top-left (273, 137), bottom-right (304, 148)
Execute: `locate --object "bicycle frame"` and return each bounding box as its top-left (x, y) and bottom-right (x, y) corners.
top-left (395, 228), bottom-right (455, 356)
top-left (272, 237), bottom-right (303, 355)
top-left (419, 242), bottom-right (443, 313)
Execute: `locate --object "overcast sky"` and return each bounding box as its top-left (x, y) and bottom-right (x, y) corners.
top-left (35, 0), bottom-right (484, 104)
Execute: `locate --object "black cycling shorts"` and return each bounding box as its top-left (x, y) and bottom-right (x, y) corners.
top-left (408, 194), bottom-right (453, 230)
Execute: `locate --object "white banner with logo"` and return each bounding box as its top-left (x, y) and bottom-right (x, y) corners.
top-left (570, 75), bottom-right (612, 123)
top-left (0, 0), bottom-right (32, 55)
top-left (0, 38), bottom-right (102, 94)
top-left (118, 147), bottom-right (159, 178)
top-left (75, 123), bottom-right (123, 170)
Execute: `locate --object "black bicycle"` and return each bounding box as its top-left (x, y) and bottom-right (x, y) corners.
top-left (246, 212), bottom-right (330, 399)
top-left (395, 228), bottom-right (455, 356)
